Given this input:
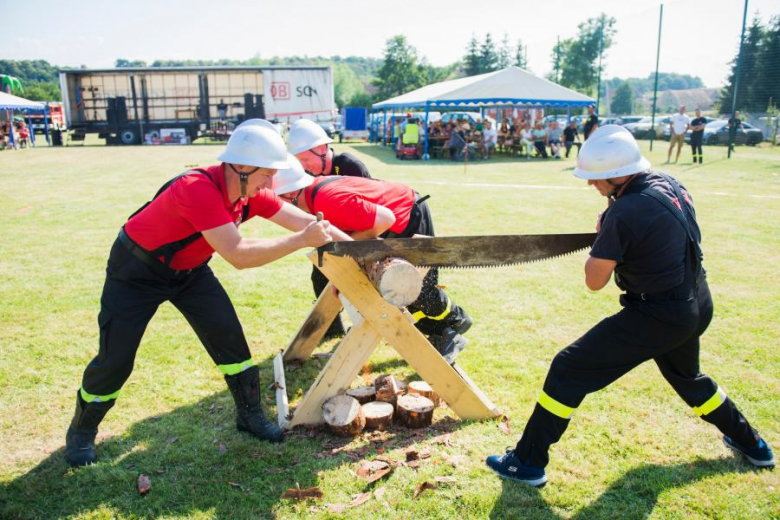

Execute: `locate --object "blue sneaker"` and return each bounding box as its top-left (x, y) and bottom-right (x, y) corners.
top-left (723, 436), bottom-right (775, 468)
top-left (485, 449), bottom-right (547, 487)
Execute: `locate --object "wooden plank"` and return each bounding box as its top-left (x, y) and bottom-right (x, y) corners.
top-left (287, 315), bottom-right (382, 428)
top-left (282, 282), bottom-right (343, 362)
top-left (273, 351), bottom-right (290, 429)
top-left (309, 251), bottom-right (500, 421)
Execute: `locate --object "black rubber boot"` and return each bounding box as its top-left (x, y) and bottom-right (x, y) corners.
top-left (65, 391), bottom-right (115, 467)
top-left (225, 365), bottom-right (284, 443)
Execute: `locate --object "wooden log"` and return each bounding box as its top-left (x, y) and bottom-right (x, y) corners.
top-left (346, 386), bottom-right (376, 405)
top-left (396, 394), bottom-right (434, 429)
top-left (364, 257), bottom-right (423, 307)
top-left (408, 380), bottom-right (439, 407)
top-left (374, 374), bottom-right (402, 407)
top-left (322, 395), bottom-right (365, 436)
top-left (362, 401), bottom-right (394, 431)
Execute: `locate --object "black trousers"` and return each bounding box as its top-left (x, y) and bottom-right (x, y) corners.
top-left (312, 199), bottom-right (451, 331)
top-left (691, 135), bottom-right (703, 162)
top-left (80, 236), bottom-right (252, 400)
top-left (515, 276), bottom-right (760, 468)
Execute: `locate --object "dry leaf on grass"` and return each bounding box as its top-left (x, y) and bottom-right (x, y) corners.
top-left (366, 467), bottom-right (393, 484)
top-left (268, 381), bottom-right (284, 390)
top-left (374, 486), bottom-right (387, 500)
top-left (228, 482), bottom-right (243, 489)
top-left (431, 433), bottom-right (453, 447)
top-left (165, 436), bottom-right (179, 444)
top-left (217, 443), bottom-right (228, 455)
top-left (137, 474), bottom-right (151, 495)
top-left (348, 492), bottom-right (371, 508)
top-left (413, 481), bottom-right (438, 499)
top-left (281, 484), bottom-right (323, 500)
top-left (356, 459), bottom-right (389, 477)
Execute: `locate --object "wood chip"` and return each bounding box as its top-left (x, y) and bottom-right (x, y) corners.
top-left (228, 481), bottom-right (243, 489)
top-left (165, 436), bottom-right (179, 444)
top-left (281, 484), bottom-right (323, 500)
top-left (499, 415), bottom-right (512, 435)
top-left (434, 476), bottom-right (457, 483)
top-left (366, 467), bottom-right (393, 484)
top-left (374, 486), bottom-right (387, 500)
top-left (356, 459), bottom-right (390, 477)
top-left (312, 352), bottom-right (333, 360)
top-left (413, 481), bottom-right (438, 499)
top-left (218, 443), bottom-right (228, 455)
top-left (137, 474), bottom-right (151, 495)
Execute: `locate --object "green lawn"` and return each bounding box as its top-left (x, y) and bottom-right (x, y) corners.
top-left (0, 139), bottom-right (778, 519)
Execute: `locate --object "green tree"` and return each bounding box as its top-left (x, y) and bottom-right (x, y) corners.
top-left (372, 35), bottom-right (426, 100)
top-left (497, 34), bottom-right (512, 69)
top-left (558, 14), bottom-right (617, 96)
top-left (756, 16), bottom-right (780, 116)
top-left (720, 16), bottom-right (764, 113)
top-left (23, 82), bottom-right (60, 101)
top-left (514, 40), bottom-right (527, 69)
top-left (115, 59), bottom-right (148, 68)
top-left (610, 81), bottom-right (633, 114)
top-left (463, 35), bottom-right (481, 76)
top-left (333, 63), bottom-right (365, 108)
top-left (479, 33), bottom-right (499, 73)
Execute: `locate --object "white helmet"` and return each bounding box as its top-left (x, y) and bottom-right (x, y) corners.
top-left (573, 125), bottom-right (651, 180)
top-left (235, 118), bottom-right (281, 134)
top-left (217, 124), bottom-right (289, 169)
top-left (287, 119), bottom-right (332, 155)
top-left (272, 154), bottom-right (314, 195)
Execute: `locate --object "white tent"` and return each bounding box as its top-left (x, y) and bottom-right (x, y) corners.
top-left (0, 91), bottom-right (48, 148)
top-left (371, 67), bottom-right (594, 157)
top-left (373, 66), bottom-right (594, 110)
top-left (0, 91), bottom-right (46, 111)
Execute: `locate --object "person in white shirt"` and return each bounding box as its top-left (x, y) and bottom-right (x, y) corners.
top-left (667, 105), bottom-right (691, 164)
top-left (482, 120), bottom-right (498, 159)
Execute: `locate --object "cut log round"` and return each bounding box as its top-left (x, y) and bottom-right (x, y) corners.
top-left (364, 257), bottom-right (423, 306)
top-left (396, 394), bottom-right (435, 429)
top-left (408, 381), bottom-right (439, 407)
top-left (322, 395), bottom-right (365, 436)
top-left (362, 401), bottom-right (394, 431)
top-left (374, 374), bottom-right (402, 407)
top-left (346, 386), bottom-right (376, 405)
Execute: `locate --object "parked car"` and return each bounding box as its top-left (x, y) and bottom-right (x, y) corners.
top-left (618, 116), bottom-right (644, 126)
top-left (440, 112), bottom-right (496, 127)
top-left (601, 117), bottom-right (625, 126)
top-left (685, 120), bottom-right (764, 146)
top-left (624, 116), bottom-right (672, 139)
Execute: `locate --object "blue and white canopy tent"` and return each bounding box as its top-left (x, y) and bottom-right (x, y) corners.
top-left (0, 91), bottom-right (49, 148)
top-left (371, 66), bottom-right (595, 158)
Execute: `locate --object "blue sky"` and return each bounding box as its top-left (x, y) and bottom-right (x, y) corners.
top-left (4, 0), bottom-right (778, 88)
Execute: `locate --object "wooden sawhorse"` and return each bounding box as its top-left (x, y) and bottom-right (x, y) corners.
top-left (273, 250), bottom-right (501, 429)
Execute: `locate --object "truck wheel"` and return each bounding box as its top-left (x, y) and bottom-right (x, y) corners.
top-left (119, 128), bottom-right (138, 145)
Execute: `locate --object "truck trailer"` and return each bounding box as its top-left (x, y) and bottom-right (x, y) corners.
top-left (59, 66), bottom-right (334, 144)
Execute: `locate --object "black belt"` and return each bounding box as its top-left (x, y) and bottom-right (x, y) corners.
top-left (118, 228), bottom-right (198, 279)
top-left (624, 286), bottom-right (693, 302)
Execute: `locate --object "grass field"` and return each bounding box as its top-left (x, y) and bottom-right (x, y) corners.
top-left (0, 139), bottom-right (778, 519)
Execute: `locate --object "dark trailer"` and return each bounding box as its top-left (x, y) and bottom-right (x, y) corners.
top-left (59, 66), bottom-right (332, 144)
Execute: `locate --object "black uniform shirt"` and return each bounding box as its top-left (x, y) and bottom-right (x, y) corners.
top-left (563, 126), bottom-right (579, 142)
top-left (691, 117), bottom-right (707, 137)
top-left (331, 151), bottom-right (372, 178)
top-left (583, 114), bottom-right (599, 139)
top-left (590, 171), bottom-right (697, 294)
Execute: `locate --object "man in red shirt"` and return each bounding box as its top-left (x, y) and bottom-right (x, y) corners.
top-left (65, 121), bottom-right (347, 467)
top-left (272, 157), bottom-right (472, 364)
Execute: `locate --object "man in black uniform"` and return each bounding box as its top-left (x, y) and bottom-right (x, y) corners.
top-left (690, 109), bottom-right (707, 164)
top-left (727, 110), bottom-right (742, 153)
top-left (583, 105), bottom-right (599, 140)
top-left (486, 125), bottom-right (774, 487)
top-left (287, 119), bottom-right (373, 338)
top-left (563, 120), bottom-right (581, 158)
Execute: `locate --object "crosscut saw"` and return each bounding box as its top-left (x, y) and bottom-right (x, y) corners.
top-left (316, 233), bottom-right (597, 268)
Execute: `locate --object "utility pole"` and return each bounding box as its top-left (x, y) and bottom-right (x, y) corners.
top-left (650, 4), bottom-right (664, 152)
top-left (728, 0), bottom-right (749, 158)
top-left (555, 36), bottom-right (561, 83)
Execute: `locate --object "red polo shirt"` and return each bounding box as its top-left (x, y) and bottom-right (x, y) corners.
top-left (304, 176), bottom-right (415, 234)
top-left (124, 164), bottom-right (284, 269)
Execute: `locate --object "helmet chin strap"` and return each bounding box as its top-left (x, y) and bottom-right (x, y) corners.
top-left (229, 164), bottom-right (260, 200)
top-left (308, 147), bottom-right (328, 175)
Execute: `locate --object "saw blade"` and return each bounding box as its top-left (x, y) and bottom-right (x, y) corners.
top-left (318, 233), bottom-right (597, 268)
